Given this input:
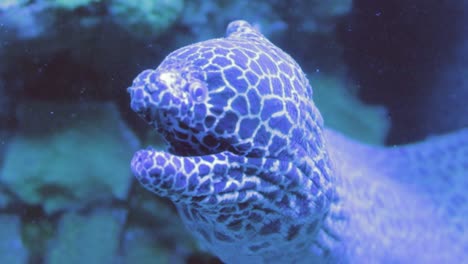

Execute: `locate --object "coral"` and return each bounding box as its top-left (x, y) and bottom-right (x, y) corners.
top-left (0, 215), bottom-right (28, 264)
top-left (312, 74), bottom-right (389, 145)
top-left (0, 101), bottom-right (139, 213)
top-left (0, 0), bottom-right (100, 11)
top-left (0, 0), bottom-right (27, 10)
top-left (178, 0), bottom-right (285, 44)
top-left (0, 1), bottom-right (51, 39)
top-left (46, 209), bottom-right (127, 264)
top-left (51, 0), bottom-right (100, 10)
top-left (109, 0), bottom-right (184, 39)
top-left (281, 0), bottom-right (353, 33)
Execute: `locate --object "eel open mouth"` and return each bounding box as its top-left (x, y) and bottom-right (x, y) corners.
top-left (131, 146), bottom-right (325, 217)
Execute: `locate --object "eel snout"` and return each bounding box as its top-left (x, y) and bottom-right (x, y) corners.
top-left (127, 68), bottom-right (191, 130)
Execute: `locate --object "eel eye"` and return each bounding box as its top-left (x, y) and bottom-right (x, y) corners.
top-left (189, 81), bottom-right (208, 102)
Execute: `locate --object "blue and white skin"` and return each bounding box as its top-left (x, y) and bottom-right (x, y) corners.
top-left (127, 20), bottom-right (468, 263)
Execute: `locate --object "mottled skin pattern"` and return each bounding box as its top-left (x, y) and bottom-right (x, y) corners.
top-left (128, 21), bottom-right (468, 263)
top-left (324, 130), bottom-right (468, 263)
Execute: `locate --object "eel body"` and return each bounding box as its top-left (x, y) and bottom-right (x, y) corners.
top-left (128, 20), bottom-right (468, 263)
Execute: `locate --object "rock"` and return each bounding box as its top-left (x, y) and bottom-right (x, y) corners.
top-left (46, 208), bottom-right (127, 264)
top-left (125, 186), bottom-right (197, 261)
top-left (121, 227), bottom-right (171, 264)
top-left (0, 214), bottom-right (28, 264)
top-left (0, 191), bottom-right (9, 209)
top-left (313, 74), bottom-right (389, 145)
top-left (21, 217), bottom-right (54, 262)
top-left (0, 101), bottom-right (139, 213)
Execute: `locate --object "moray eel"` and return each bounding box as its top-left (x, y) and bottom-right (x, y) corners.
top-left (128, 20), bottom-right (468, 263)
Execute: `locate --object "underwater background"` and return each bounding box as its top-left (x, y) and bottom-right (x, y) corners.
top-left (0, 0), bottom-right (466, 263)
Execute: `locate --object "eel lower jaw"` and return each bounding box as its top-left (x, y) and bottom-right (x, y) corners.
top-left (131, 147), bottom-right (329, 221)
top-left (131, 148), bottom-right (249, 204)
